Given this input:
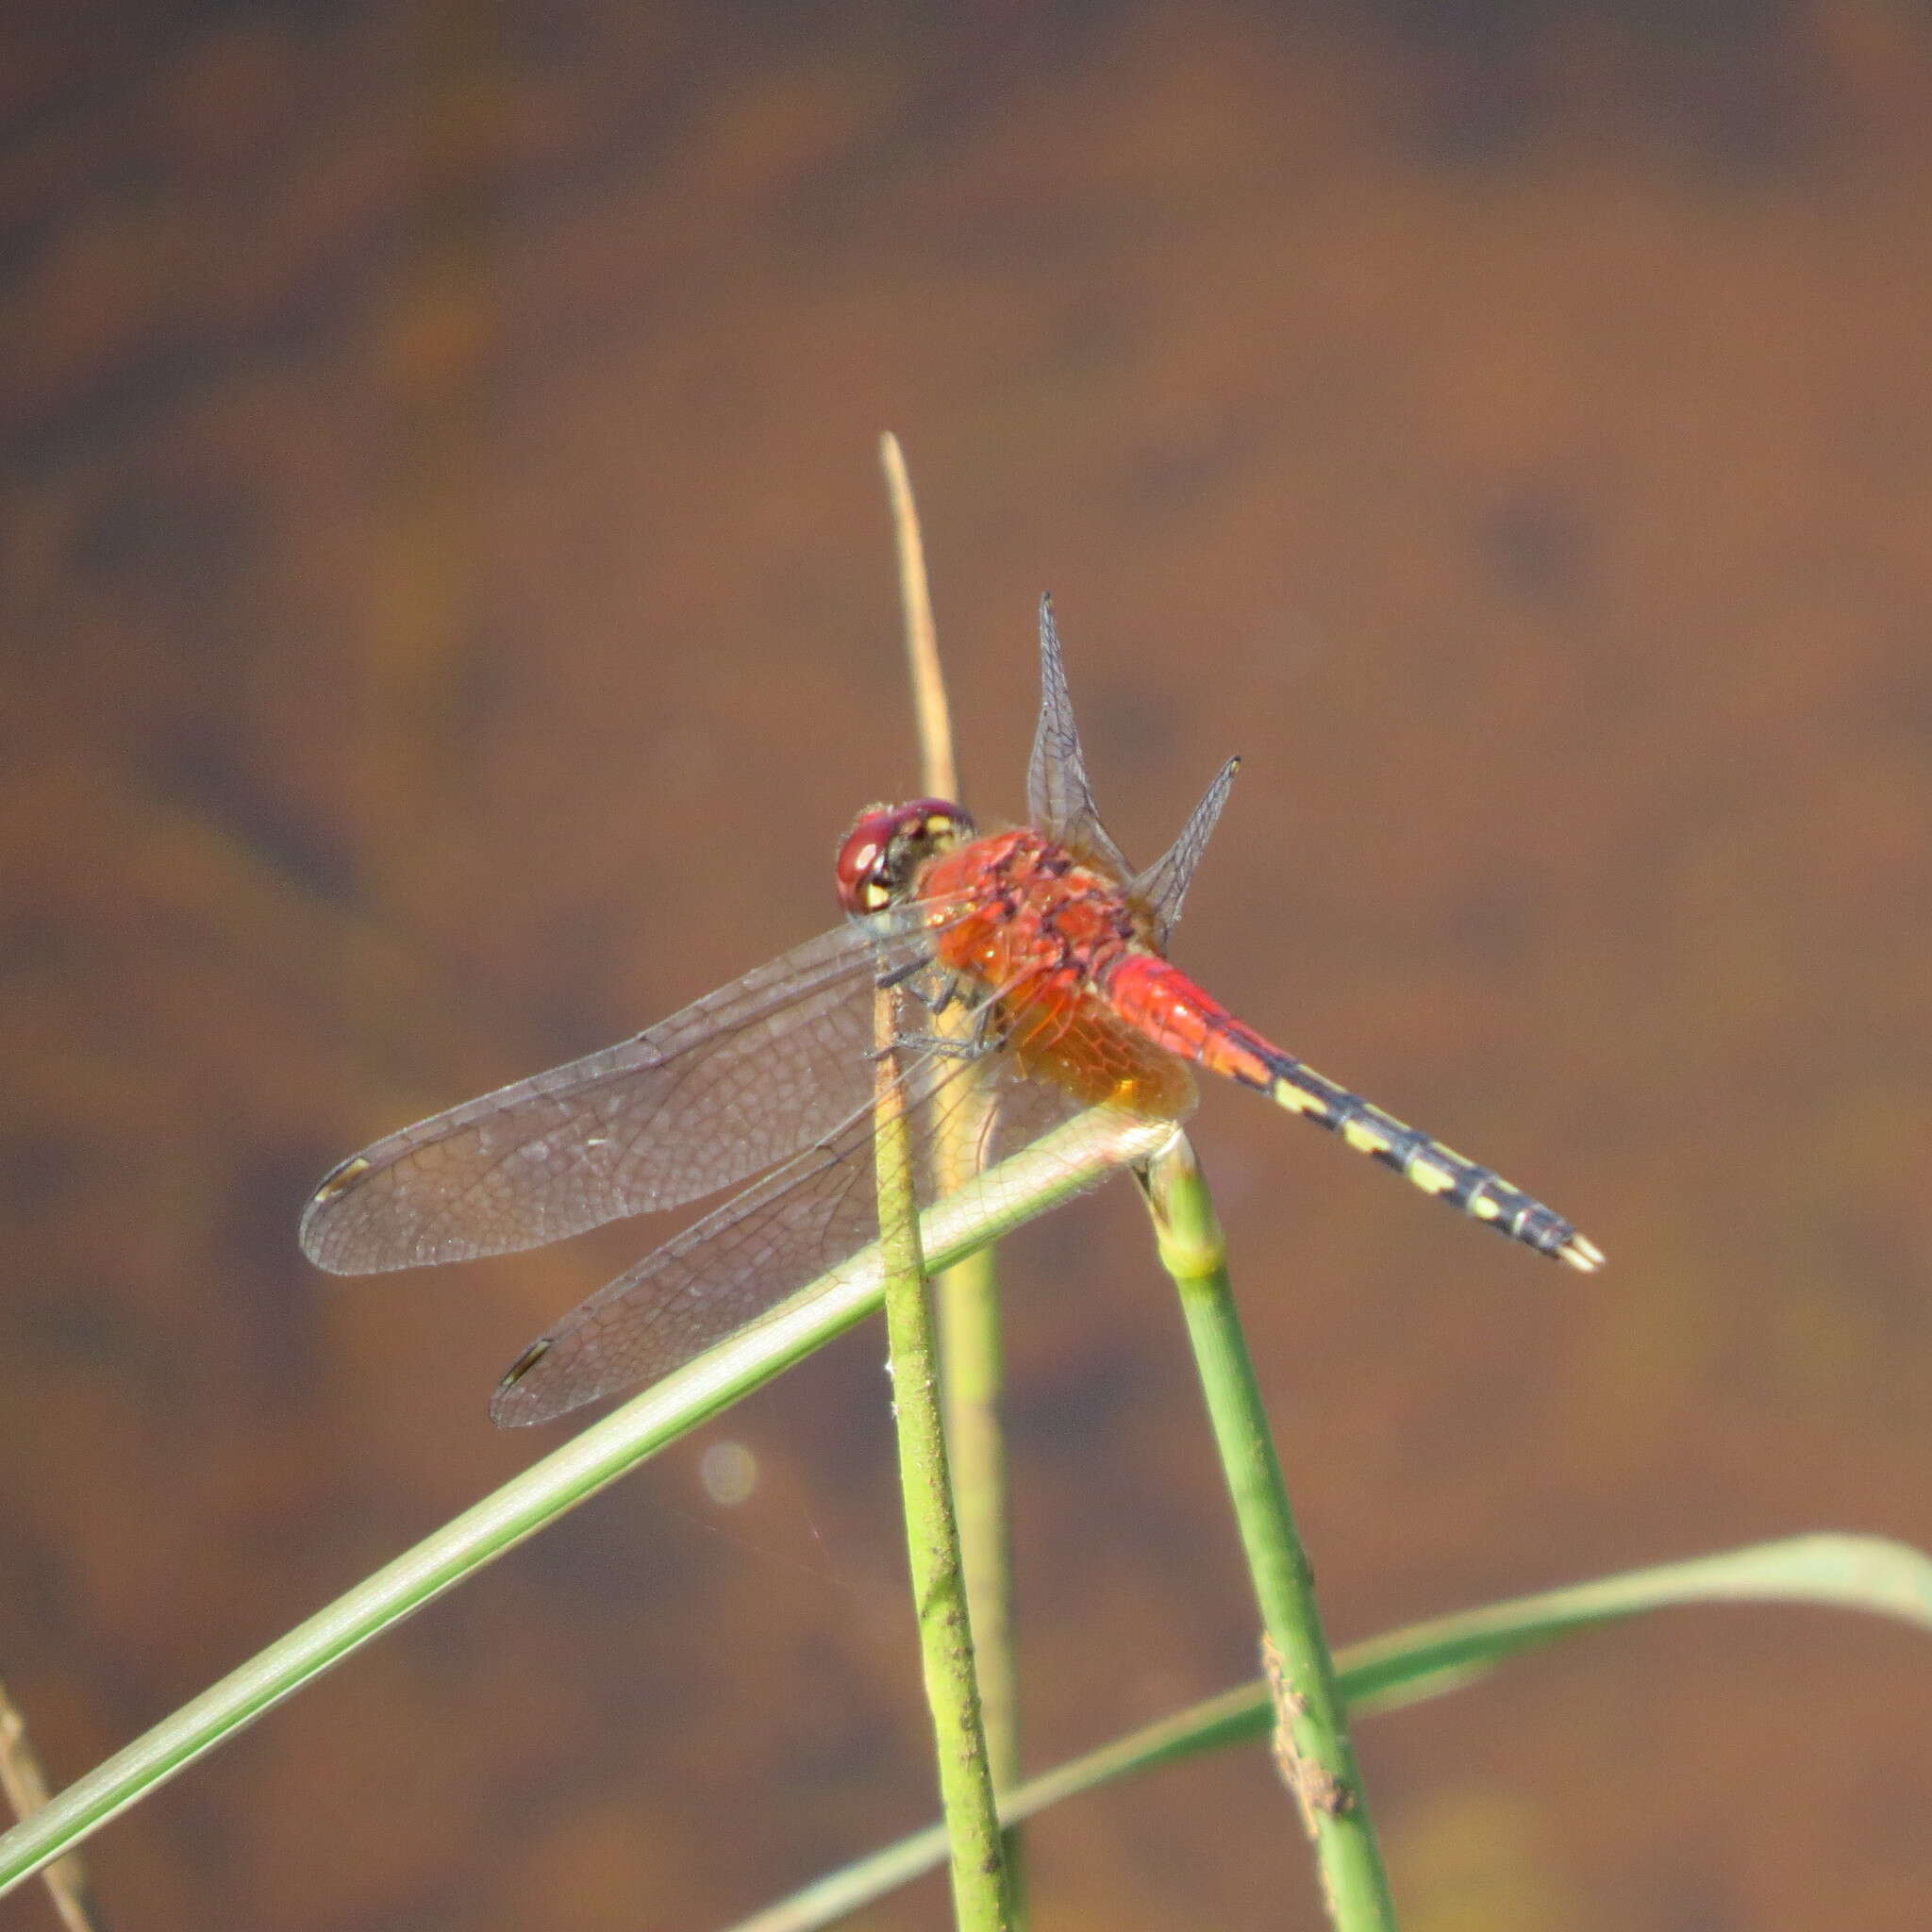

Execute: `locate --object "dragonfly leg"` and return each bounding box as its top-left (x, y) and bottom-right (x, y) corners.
top-left (875, 953), bottom-right (991, 1027)
top-left (869, 1033), bottom-right (982, 1064)
top-left (874, 950), bottom-right (936, 993)
top-left (868, 1004), bottom-right (1008, 1063)
top-left (866, 971), bottom-right (1015, 1065)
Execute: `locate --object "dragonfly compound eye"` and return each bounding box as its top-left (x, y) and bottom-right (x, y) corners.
top-left (834, 798), bottom-right (973, 914)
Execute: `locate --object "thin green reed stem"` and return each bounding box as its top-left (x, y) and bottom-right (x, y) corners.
top-left (936, 1257), bottom-right (1024, 1932)
top-left (933, 1242), bottom-right (1018, 1781)
top-left (880, 433), bottom-right (1025, 1903)
top-left (1140, 1134), bottom-right (1399, 1932)
top-left (872, 984), bottom-right (1012, 1932)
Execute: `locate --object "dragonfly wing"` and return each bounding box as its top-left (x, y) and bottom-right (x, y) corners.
top-left (302, 921), bottom-right (913, 1274)
top-left (488, 1046), bottom-right (1097, 1425)
top-left (1130, 754), bottom-right (1241, 947)
top-left (487, 1098), bottom-right (889, 1424)
top-left (1026, 595), bottom-right (1133, 878)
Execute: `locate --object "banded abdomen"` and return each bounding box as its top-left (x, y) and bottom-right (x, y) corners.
top-left (1098, 951), bottom-right (1603, 1271)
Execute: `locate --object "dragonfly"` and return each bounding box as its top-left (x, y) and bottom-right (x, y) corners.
top-left (302, 599), bottom-right (1601, 1425)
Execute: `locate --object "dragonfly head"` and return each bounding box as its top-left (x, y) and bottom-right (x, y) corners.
top-left (835, 799), bottom-right (973, 915)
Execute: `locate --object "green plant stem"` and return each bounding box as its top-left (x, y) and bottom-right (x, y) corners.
top-left (1141, 1133), bottom-right (1399, 1932)
top-left (874, 991), bottom-right (1012, 1932)
top-left (935, 1242), bottom-right (1026, 1924)
top-left (880, 430), bottom-right (1024, 1912)
top-left (936, 1244), bottom-right (1020, 1790)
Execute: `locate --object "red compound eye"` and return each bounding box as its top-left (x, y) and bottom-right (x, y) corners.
top-left (834, 799), bottom-right (971, 915)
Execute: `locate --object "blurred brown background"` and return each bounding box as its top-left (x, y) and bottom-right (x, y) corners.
top-left (6, 2), bottom-right (1932, 1927)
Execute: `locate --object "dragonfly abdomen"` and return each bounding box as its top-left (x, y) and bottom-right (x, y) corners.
top-left (1099, 952), bottom-right (1603, 1272)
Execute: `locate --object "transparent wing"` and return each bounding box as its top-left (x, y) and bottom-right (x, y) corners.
top-left (1027, 595), bottom-right (1239, 945)
top-left (490, 1041), bottom-right (1094, 1425)
top-left (1131, 755), bottom-right (1241, 947)
top-left (1026, 594), bottom-right (1133, 877)
top-left (301, 921), bottom-right (916, 1273)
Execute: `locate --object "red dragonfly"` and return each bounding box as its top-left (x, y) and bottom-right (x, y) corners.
top-left (303, 600), bottom-right (1601, 1424)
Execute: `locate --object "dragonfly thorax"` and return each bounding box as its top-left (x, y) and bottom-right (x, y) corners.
top-left (916, 828), bottom-right (1156, 975)
top-left (914, 827), bottom-right (1197, 1116)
